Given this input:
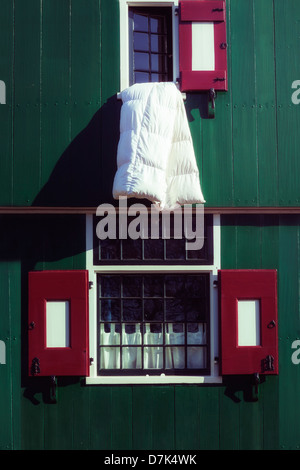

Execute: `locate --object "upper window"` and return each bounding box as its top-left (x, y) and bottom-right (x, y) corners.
top-left (119, 0), bottom-right (179, 91)
top-left (128, 7), bottom-right (173, 85)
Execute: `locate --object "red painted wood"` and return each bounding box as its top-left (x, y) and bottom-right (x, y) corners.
top-left (179, 1), bottom-right (228, 92)
top-left (180, 0), bottom-right (226, 22)
top-left (181, 70), bottom-right (227, 91)
top-left (28, 270), bottom-right (89, 377)
top-left (219, 270), bottom-right (278, 375)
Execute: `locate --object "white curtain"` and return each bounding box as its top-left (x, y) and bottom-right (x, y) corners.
top-left (100, 323), bottom-right (206, 370)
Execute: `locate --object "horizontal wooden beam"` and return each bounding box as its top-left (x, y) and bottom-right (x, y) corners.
top-left (0, 206), bottom-right (299, 215)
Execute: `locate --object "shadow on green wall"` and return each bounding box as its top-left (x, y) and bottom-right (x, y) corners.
top-left (32, 95), bottom-right (121, 208)
top-left (0, 214), bottom-right (86, 404)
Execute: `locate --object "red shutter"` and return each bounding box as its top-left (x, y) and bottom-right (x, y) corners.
top-left (179, 0), bottom-right (228, 92)
top-left (28, 270), bottom-right (89, 377)
top-left (219, 270), bottom-right (278, 376)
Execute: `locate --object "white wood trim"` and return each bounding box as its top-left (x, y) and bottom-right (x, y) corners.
top-left (119, 0), bottom-right (179, 91)
top-left (85, 213), bottom-right (222, 384)
top-left (86, 375), bottom-right (222, 385)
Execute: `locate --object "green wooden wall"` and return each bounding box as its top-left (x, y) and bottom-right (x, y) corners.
top-left (0, 0), bottom-right (299, 208)
top-left (0, 0), bottom-right (299, 452)
top-left (0, 214), bottom-right (299, 449)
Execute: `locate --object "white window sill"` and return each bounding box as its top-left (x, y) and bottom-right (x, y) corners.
top-left (85, 375), bottom-right (223, 385)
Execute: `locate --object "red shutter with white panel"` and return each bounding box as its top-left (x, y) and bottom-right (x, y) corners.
top-left (28, 270), bottom-right (89, 377)
top-left (219, 269), bottom-right (278, 376)
top-left (179, 0), bottom-right (228, 92)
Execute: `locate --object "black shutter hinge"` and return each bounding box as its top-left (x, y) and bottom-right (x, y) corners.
top-left (31, 357), bottom-right (40, 376)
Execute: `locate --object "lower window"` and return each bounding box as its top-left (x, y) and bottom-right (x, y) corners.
top-left (86, 213), bottom-right (221, 384)
top-left (98, 273), bottom-right (210, 375)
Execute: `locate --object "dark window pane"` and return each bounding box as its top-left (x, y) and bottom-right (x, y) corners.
top-left (133, 13), bottom-right (148, 31)
top-left (123, 299), bottom-right (143, 321)
top-left (143, 238), bottom-right (164, 259)
top-left (186, 243), bottom-right (207, 260)
top-left (144, 299), bottom-right (164, 322)
top-left (101, 299), bottom-right (121, 321)
top-left (187, 347), bottom-right (206, 369)
top-left (123, 276), bottom-right (142, 297)
top-left (185, 275), bottom-right (207, 298)
top-left (151, 73), bottom-right (167, 82)
top-left (165, 275), bottom-right (185, 298)
top-left (99, 239), bottom-right (120, 260)
top-left (165, 238), bottom-right (186, 260)
top-left (151, 34), bottom-right (166, 53)
top-left (134, 32), bottom-right (149, 52)
top-left (150, 17), bottom-right (165, 34)
top-left (134, 71), bottom-right (150, 83)
top-left (165, 299), bottom-right (185, 322)
top-left (122, 238), bottom-right (142, 259)
top-left (185, 299), bottom-right (206, 322)
top-left (100, 275), bottom-right (121, 298)
top-left (144, 276), bottom-right (164, 297)
top-left (134, 52), bottom-right (149, 71)
top-left (151, 54), bottom-right (167, 73)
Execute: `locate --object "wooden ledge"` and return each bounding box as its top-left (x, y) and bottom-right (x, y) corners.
top-left (0, 206), bottom-right (299, 215)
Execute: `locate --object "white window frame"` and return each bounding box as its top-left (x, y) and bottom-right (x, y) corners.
top-left (119, 0), bottom-right (180, 92)
top-left (85, 213), bottom-right (222, 385)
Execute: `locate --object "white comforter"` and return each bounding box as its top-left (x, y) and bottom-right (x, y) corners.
top-left (113, 82), bottom-right (205, 209)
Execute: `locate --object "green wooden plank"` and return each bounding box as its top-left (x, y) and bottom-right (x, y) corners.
top-left (174, 386), bottom-right (201, 450)
top-left (111, 386), bottom-right (133, 449)
top-left (230, 0), bottom-right (258, 206)
top-left (274, 1), bottom-right (300, 206)
top-left (236, 215), bottom-right (262, 269)
top-left (13, 0), bottom-right (41, 205)
top-left (0, 0), bottom-right (13, 204)
top-left (64, 0), bottom-right (103, 207)
top-left (254, 0), bottom-right (278, 206)
top-left (0, 262), bottom-right (13, 449)
top-left (71, 0), bottom-right (101, 134)
top-left (9, 261), bottom-right (21, 450)
top-left (98, 0), bottom-right (121, 206)
top-left (197, 388), bottom-right (220, 450)
top-left (71, 382), bottom-right (90, 450)
top-left (39, 0), bottom-right (71, 198)
top-left (201, 93), bottom-right (234, 207)
top-left (278, 217), bottom-right (300, 449)
top-left (132, 386), bottom-right (155, 449)
top-left (219, 384), bottom-right (240, 450)
top-left (260, 216), bottom-right (279, 449)
top-left (151, 386), bottom-right (175, 450)
top-left (21, 390), bottom-right (45, 450)
top-left (239, 398), bottom-right (264, 450)
top-left (221, 215), bottom-right (237, 269)
top-left (44, 378), bottom-right (74, 450)
top-left (202, 0), bottom-right (233, 207)
top-left (186, 96), bottom-right (203, 204)
top-left (101, 0), bottom-right (120, 103)
top-left (89, 386), bottom-right (112, 450)
top-left (0, 261), bottom-right (21, 450)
